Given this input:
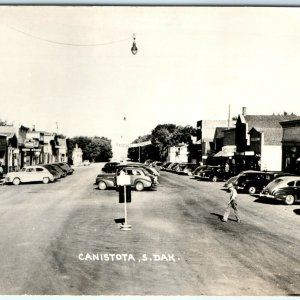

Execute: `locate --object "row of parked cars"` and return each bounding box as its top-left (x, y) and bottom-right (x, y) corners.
top-left (4, 162), bottom-right (74, 185)
top-left (159, 161), bottom-right (300, 205)
top-left (95, 162), bottom-right (159, 191)
top-left (224, 169), bottom-right (300, 205)
top-left (161, 162), bottom-right (198, 176)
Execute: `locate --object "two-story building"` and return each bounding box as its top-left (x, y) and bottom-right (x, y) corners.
top-left (196, 119), bottom-right (233, 164)
top-left (235, 107), bottom-right (300, 172)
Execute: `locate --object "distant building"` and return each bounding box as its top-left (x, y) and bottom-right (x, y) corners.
top-left (72, 144), bottom-right (83, 166)
top-left (167, 144), bottom-right (188, 163)
top-left (196, 119), bottom-right (233, 164)
top-left (0, 125), bottom-right (18, 173)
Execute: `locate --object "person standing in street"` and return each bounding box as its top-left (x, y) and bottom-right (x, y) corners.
top-left (0, 163), bottom-right (3, 179)
top-left (222, 182), bottom-right (241, 223)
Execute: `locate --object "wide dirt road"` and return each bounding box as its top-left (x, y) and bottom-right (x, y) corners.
top-left (0, 162), bottom-right (299, 295)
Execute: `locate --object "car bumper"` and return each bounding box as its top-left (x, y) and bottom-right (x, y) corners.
top-left (259, 192), bottom-right (274, 198)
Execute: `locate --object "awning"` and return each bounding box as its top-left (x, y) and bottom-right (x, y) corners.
top-left (214, 150), bottom-right (234, 157)
top-left (214, 145), bottom-right (236, 157)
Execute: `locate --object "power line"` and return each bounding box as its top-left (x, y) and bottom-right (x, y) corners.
top-left (5, 24), bottom-right (131, 47)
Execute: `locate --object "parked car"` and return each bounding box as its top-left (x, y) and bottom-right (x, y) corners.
top-left (161, 162), bottom-right (172, 171)
top-left (42, 164), bottom-right (62, 180)
top-left (102, 162), bottom-right (120, 173)
top-left (121, 163), bottom-right (160, 177)
top-left (260, 176), bottom-right (300, 204)
top-left (56, 162), bottom-right (74, 175)
top-left (51, 163), bottom-right (68, 177)
top-left (83, 160), bottom-right (90, 166)
top-left (197, 165), bottom-right (224, 182)
top-left (230, 170), bottom-right (295, 194)
top-left (95, 166), bottom-right (158, 191)
top-left (149, 161), bottom-right (163, 170)
top-left (5, 166), bottom-right (54, 185)
top-left (176, 163), bottom-right (197, 175)
top-left (168, 163), bottom-right (179, 172)
top-left (192, 165), bottom-right (208, 179)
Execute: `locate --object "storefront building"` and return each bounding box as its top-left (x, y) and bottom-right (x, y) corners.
top-left (234, 107), bottom-right (299, 173)
top-left (196, 119), bottom-right (232, 164)
top-left (280, 119), bottom-right (300, 174)
top-left (0, 125), bottom-right (19, 173)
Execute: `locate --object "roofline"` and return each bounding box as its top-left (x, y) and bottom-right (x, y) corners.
top-left (280, 119), bottom-right (300, 127)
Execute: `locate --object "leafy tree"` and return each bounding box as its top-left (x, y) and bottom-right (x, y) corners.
top-left (128, 134), bottom-right (159, 162)
top-left (128, 124), bottom-right (197, 162)
top-left (67, 136), bottom-right (112, 162)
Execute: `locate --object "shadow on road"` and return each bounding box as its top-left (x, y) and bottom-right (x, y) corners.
top-left (253, 198), bottom-right (283, 205)
top-left (210, 212), bottom-right (236, 222)
top-left (294, 209), bottom-right (300, 215)
top-left (114, 218), bottom-right (125, 224)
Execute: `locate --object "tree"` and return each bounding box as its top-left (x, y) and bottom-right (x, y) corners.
top-left (127, 134), bottom-right (159, 162)
top-left (67, 136), bottom-right (112, 162)
top-left (128, 124), bottom-right (197, 162)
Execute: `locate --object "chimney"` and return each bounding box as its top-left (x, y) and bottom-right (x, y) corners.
top-left (32, 125), bottom-right (35, 131)
top-left (242, 107), bottom-right (247, 116)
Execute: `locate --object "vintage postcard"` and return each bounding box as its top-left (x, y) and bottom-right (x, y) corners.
top-left (0, 5), bottom-right (299, 296)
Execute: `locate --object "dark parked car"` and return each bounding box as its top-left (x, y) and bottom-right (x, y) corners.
top-left (232, 170), bottom-right (295, 194)
top-left (57, 162), bottom-right (74, 175)
top-left (260, 176), bottom-right (300, 205)
top-left (197, 165), bottom-right (224, 182)
top-left (161, 162), bottom-right (173, 171)
top-left (192, 165), bottom-right (208, 179)
top-left (102, 162), bottom-right (120, 173)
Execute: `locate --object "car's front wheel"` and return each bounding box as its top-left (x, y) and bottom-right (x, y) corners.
top-left (211, 176), bottom-right (218, 182)
top-left (43, 177), bottom-right (50, 184)
top-left (98, 181), bottom-right (107, 190)
top-left (248, 186), bottom-right (256, 194)
top-left (135, 181), bottom-right (144, 191)
top-left (13, 178), bottom-right (20, 185)
top-left (285, 194), bottom-right (295, 205)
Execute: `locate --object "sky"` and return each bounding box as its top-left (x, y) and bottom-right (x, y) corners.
top-left (1, 6), bottom-right (300, 147)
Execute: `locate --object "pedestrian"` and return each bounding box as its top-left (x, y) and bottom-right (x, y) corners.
top-left (0, 163), bottom-right (3, 179)
top-left (222, 182), bottom-right (241, 223)
top-left (224, 162), bottom-right (230, 180)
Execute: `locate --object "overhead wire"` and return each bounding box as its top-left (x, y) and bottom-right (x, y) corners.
top-left (5, 24), bottom-right (131, 47)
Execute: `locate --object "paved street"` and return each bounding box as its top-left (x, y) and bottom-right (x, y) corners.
top-left (0, 162), bottom-right (299, 295)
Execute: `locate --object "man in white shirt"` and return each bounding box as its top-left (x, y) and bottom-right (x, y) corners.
top-left (222, 183), bottom-right (241, 223)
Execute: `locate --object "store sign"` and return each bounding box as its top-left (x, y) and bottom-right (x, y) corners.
top-left (24, 140), bottom-right (39, 148)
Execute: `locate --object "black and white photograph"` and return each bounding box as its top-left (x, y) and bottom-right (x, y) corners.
top-left (0, 4), bottom-right (300, 296)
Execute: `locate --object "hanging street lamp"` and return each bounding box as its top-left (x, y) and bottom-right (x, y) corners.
top-left (131, 34), bottom-right (138, 55)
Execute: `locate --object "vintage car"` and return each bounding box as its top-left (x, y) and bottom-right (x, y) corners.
top-left (197, 165), bottom-right (223, 182)
top-left (161, 162), bottom-right (173, 171)
top-left (192, 165), bottom-right (208, 179)
top-left (120, 163), bottom-right (160, 177)
top-left (176, 163), bottom-right (197, 175)
top-left (83, 160), bottom-right (90, 166)
top-left (5, 166), bottom-right (54, 185)
top-left (56, 162), bottom-right (74, 175)
top-left (42, 164), bottom-right (62, 180)
top-left (102, 162), bottom-right (120, 173)
top-left (260, 176), bottom-right (300, 205)
top-left (95, 166), bottom-right (158, 191)
top-left (231, 170), bottom-right (294, 195)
